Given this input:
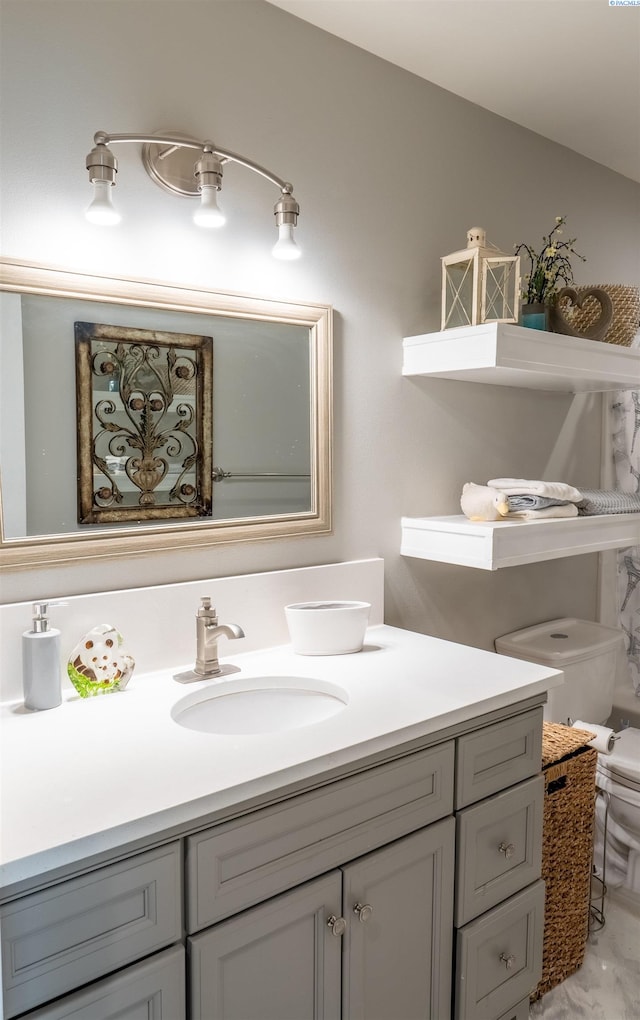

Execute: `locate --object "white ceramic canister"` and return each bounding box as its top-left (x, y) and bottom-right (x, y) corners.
top-left (284, 600), bottom-right (371, 655)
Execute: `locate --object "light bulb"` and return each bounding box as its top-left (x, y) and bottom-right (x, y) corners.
top-left (272, 223), bottom-right (301, 261)
top-left (193, 185), bottom-right (226, 228)
top-left (85, 179), bottom-right (120, 225)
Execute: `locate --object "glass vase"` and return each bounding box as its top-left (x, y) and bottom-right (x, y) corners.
top-left (520, 302), bottom-right (549, 331)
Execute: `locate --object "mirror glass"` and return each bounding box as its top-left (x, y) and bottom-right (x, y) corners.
top-left (0, 259), bottom-right (332, 568)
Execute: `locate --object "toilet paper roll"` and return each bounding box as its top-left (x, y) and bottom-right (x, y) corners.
top-left (572, 720), bottom-right (616, 754)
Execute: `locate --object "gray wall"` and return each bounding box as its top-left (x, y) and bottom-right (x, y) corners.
top-left (1, 0), bottom-right (639, 653)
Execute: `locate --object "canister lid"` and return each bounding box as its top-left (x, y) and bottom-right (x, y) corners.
top-left (495, 617), bottom-right (623, 666)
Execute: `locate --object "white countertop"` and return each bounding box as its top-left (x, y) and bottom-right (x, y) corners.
top-left (0, 625), bottom-right (561, 893)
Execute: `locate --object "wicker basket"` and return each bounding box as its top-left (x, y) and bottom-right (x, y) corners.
top-left (566, 284), bottom-right (640, 346)
top-left (531, 723), bottom-right (598, 1002)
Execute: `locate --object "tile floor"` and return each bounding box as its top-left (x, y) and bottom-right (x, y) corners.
top-left (530, 891), bottom-right (640, 1020)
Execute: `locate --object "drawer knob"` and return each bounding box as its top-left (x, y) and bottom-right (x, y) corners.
top-left (500, 952), bottom-right (516, 970)
top-left (353, 902), bottom-right (373, 923)
top-left (327, 914), bottom-right (347, 937)
top-left (499, 841), bottom-right (516, 859)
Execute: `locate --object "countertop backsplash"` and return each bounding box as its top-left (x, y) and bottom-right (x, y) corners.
top-left (0, 558), bottom-right (384, 705)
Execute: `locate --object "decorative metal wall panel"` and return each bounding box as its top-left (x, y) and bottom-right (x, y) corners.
top-left (75, 322), bottom-right (213, 523)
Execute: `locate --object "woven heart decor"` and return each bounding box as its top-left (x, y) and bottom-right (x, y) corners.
top-left (548, 286), bottom-right (613, 342)
top-left (550, 284), bottom-right (640, 345)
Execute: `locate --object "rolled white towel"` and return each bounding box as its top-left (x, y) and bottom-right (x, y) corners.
top-left (488, 478), bottom-right (583, 502)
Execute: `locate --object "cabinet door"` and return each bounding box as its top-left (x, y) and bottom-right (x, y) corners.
top-left (189, 872), bottom-right (342, 1020)
top-left (341, 817), bottom-right (455, 1020)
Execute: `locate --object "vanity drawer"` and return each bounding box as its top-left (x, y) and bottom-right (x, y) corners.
top-left (0, 843), bottom-right (182, 1018)
top-left (186, 740), bottom-right (454, 932)
top-left (22, 944), bottom-right (185, 1020)
top-left (496, 997), bottom-right (530, 1020)
top-left (456, 774), bottom-right (544, 926)
top-left (456, 708), bottom-right (543, 809)
top-left (455, 879), bottom-right (544, 1020)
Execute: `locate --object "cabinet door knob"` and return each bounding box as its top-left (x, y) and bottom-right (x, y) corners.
top-left (498, 841), bottom-right (516, 859)
top-left (353, 902), bottom-right (373, 923)
top-left (327, 914), bottom-right (347, 937)
top-left (500, 952), bottom-right (516, 970)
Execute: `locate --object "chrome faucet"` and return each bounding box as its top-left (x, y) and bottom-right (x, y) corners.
top-left (174, 597), bottom-right (245, 684)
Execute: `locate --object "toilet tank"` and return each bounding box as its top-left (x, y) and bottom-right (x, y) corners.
top-left (495, 618), bottom-right (624, 725)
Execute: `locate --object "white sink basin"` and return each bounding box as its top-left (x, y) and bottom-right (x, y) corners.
top-left (171, 675), bottom-right (349, 735)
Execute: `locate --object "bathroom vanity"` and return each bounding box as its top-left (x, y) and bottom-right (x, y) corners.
top-left (0, 623), bottom-right (559, 1020)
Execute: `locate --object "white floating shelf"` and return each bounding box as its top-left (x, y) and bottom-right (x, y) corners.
top-left (401, 513), bottom-right (640, 571)
top-left (403, 323), bottom-right (640, 392)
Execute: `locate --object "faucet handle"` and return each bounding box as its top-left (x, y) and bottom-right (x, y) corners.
top-left (197, 596), bottom-right (217, 621)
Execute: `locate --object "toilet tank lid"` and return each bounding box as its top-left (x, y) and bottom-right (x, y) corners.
top-left (495, 617), bottom-right (624, 666)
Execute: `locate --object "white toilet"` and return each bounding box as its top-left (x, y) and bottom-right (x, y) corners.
top-left (495, 617), bottom-right (640, 903)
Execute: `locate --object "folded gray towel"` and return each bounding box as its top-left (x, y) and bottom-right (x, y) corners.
top-left (506, 495), bottom-right (573, 511)
top-left (576, 490), bottom-right (640, 516)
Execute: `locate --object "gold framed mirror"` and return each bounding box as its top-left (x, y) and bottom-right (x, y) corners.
top-left (0, 258), bottom-right (332, 569)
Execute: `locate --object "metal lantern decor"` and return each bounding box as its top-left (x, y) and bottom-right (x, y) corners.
top-left (441, 227), bottom-right (520, 330)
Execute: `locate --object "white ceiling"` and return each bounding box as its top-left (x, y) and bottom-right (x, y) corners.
top-left (267, 0), bottom-right (640, 183)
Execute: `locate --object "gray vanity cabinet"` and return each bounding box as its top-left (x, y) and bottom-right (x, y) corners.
top-left (189, 819), bottom-right (455, 1020)
top-left (453, 708), bottom-right (545, 1020)
top-left (2, 701), bottom-right (547, 1020)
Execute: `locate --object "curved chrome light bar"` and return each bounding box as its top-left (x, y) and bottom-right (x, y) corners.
top-left (85, 130), bottom-right (301, 260)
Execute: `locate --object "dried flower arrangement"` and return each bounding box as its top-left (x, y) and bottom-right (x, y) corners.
top-left (515, 216), bottom-right (586, 306)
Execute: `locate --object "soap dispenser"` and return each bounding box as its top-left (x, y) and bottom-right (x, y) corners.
top-left (23, 601), bottom-right (65, 711)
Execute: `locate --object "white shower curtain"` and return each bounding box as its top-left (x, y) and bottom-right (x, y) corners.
top-left (612, 333), bottom-right (640, 695)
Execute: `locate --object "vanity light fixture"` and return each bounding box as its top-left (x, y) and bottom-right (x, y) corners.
top-left (85, 131), bottom-right (301, 260)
